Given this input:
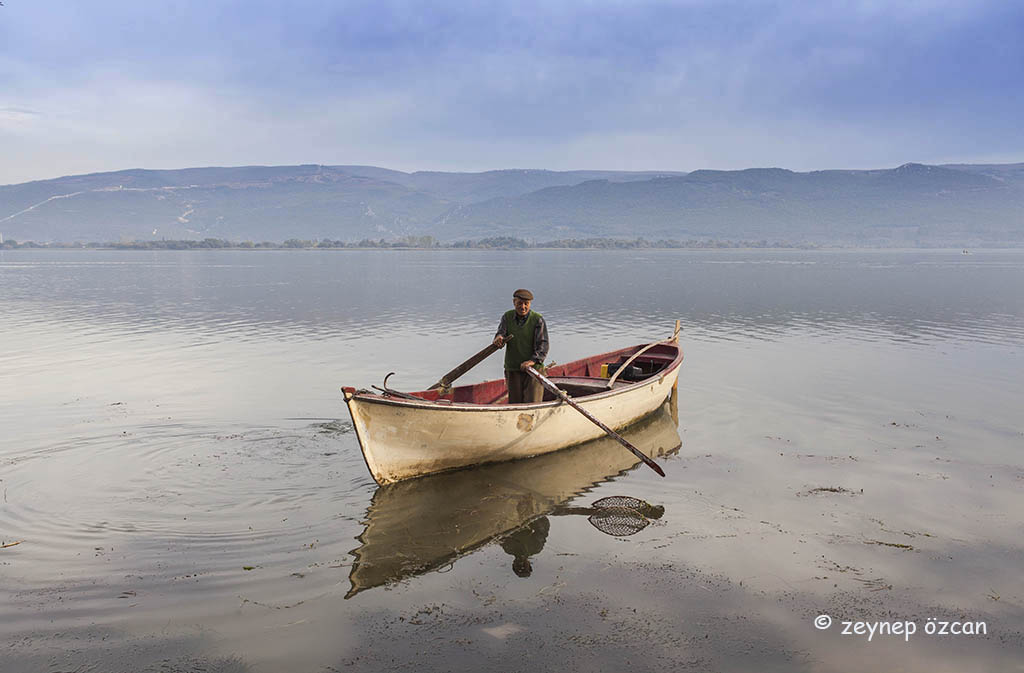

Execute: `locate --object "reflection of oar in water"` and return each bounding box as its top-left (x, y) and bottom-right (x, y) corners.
top-left (525, 367), bottom-right (667, 477)
top-left (551, 495), bottom-right (665, 537)
top-left (428, 335), bottom-right (515, 393)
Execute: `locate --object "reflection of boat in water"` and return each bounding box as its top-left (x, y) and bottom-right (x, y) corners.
top-left (345, 397), bottom-right (681, 598)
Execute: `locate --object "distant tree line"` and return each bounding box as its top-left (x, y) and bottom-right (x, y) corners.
top-left (1, 236), bottom-right (817, 250)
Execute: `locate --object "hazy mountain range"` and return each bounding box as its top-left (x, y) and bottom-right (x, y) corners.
top-left (2, 162), bottom-right (1023, 246)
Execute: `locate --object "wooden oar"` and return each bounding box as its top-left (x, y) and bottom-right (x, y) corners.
top-left (525, 367), bottom-right (666, 477)
top-left (429, 335), bottom-right (514, 392)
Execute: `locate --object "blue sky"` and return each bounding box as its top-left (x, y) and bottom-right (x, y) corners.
top-left (1, 0), bottom-right (1022, 184)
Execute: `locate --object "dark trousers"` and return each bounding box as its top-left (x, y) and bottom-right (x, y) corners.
top-left (505, 369), bottom-right (543, 404)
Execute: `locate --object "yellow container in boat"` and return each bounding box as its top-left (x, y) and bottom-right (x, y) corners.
top-left (600, 362), bottom-right (644, 380)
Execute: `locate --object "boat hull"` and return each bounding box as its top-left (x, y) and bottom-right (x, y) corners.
top-left (343, 341), bottom-right (682, 484)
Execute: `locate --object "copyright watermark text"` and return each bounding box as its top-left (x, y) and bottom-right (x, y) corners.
top-left (813, 615), bottom-right (987, 642)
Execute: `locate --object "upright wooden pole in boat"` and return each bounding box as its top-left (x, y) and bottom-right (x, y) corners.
top-left (525, 367), bottom-right (666, 477)
top-left (671, 319), bottom-right (681, 424)
top-left (672, 319), bottom-right (681, 394)
top-left (429, 335), bottom-right (514, 392)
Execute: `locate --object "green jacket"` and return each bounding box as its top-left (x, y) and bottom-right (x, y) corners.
top-left (502, 309), bottom-right (544, 371)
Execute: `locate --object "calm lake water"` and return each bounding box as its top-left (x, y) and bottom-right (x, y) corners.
top-left (2, 249), bottom-right (1023, 672)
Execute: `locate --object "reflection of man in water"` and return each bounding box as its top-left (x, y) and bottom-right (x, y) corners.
top-left (500, 517), bottom-right (550, 577)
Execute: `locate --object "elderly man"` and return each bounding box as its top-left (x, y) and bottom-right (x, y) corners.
top-left (492, 288), bottom-right (549, 404)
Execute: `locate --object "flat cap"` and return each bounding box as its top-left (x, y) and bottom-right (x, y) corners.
top-left (513, 288), bottom-right (534, 300)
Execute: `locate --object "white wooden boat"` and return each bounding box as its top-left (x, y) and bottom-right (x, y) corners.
top-left (342, 331), bottom-right (683, 484)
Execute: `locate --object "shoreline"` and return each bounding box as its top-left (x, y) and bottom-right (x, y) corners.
top-left (1, 245), bottom-right (1019, 253)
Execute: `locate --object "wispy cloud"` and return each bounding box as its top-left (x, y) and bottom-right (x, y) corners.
top-left (0, 106), bottom-right (41, 127)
